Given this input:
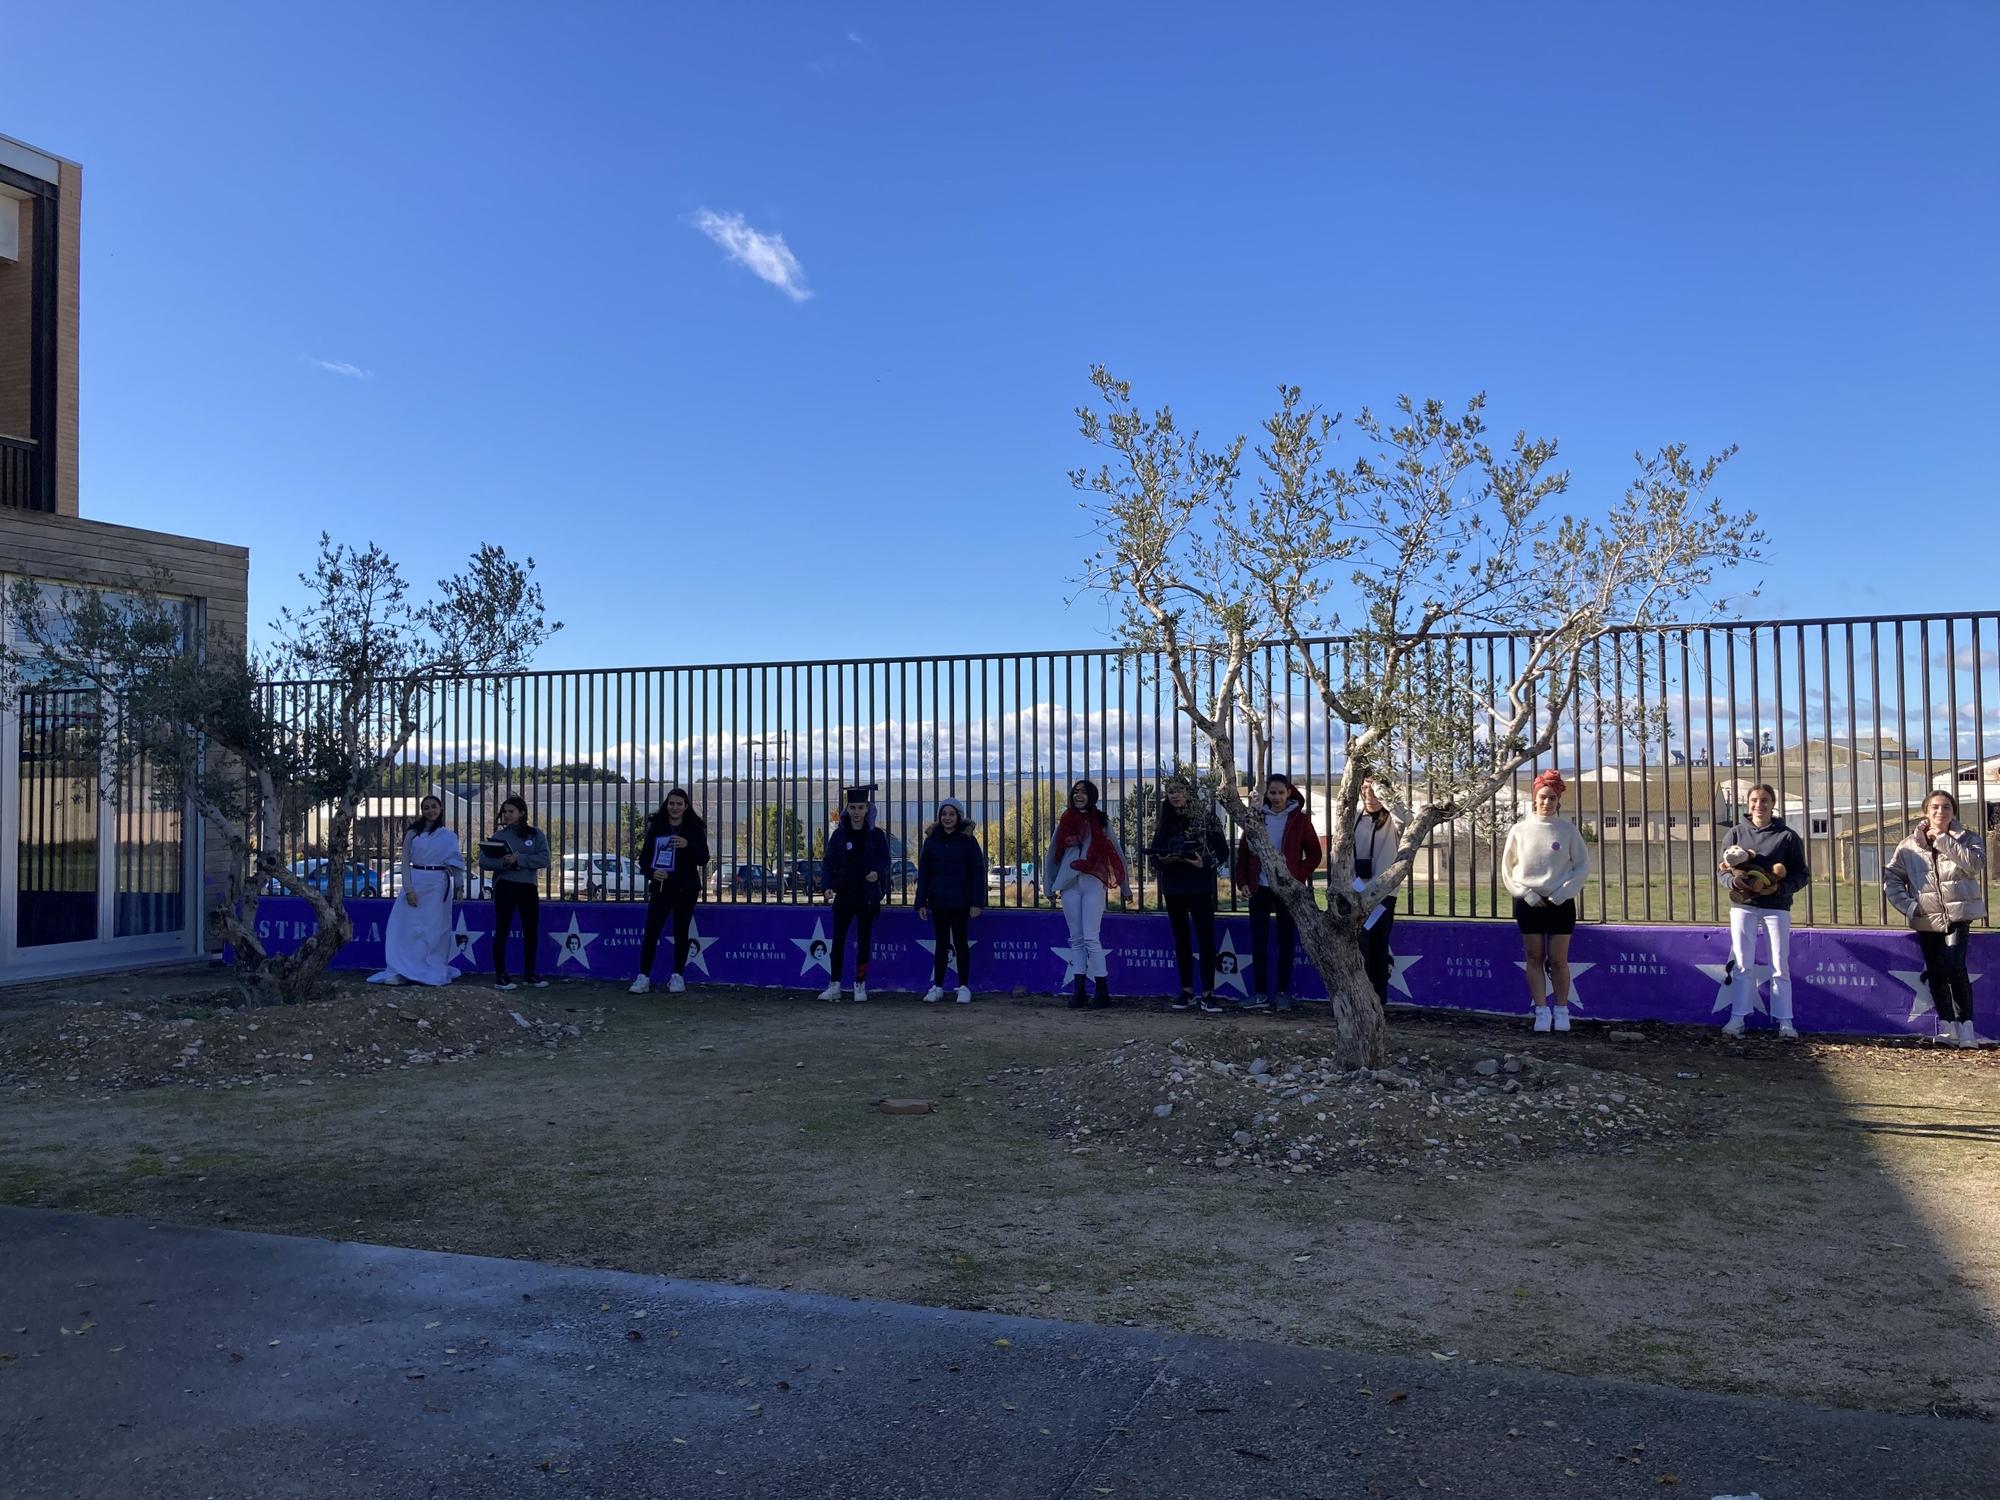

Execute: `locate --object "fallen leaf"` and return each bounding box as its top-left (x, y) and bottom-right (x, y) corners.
top-left (994, 1338), bottom-right (1012, 1349)
top-left (631, 1310), bottom-right (647, 1320)
top-left (228, 1351), bottom-right (244, 1364)
top-left (625, 1329), bottom-right (644, 1342)
top-left (672, 1438), bottom-right (687, 1446)
top-left (1430, 1351), bottom-right (1456, 1361)
top-left (1387, 1390), bottom-right (1408, 1404)
top-left (1233, 1448), bottom-right (1274, 1463)
top-left (424, 1321), bottom-right (441, 1330)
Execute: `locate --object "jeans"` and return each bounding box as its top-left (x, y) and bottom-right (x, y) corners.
top-left (831, 899), bottom-right (878, 983)
top-left (1917, 921), bottom-right (1975, 1024)
top-left (1727, 906), bottom-right (1793, 1020)
top-left (1360, 897), bottom-right (1396, 1001)
top-left (1164, 891), bottom-right (1217, 993)
top-left (492, 880), bottom-right (540, 981)
top-left (1248, 887), bottom-right (1295, 998)
top-left (639, 885), bottom-right (698, 977)
top-left (930, 908), bottom-right (972, 985)
top-left (1060, 878), bottom-right (1108, 979)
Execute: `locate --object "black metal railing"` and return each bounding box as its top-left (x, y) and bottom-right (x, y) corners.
top-left (0, 435), bottom-right (45, 512)
top-left (253, 612), bottom-right (2000, 928)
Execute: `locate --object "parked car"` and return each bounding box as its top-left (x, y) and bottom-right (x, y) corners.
top-left (559, 853), bottom-right (647, 901)
top-left (987, 862), bottom-right (1034, 895)
top-left (781, 858), bottom-right (825, 897)
top-left (265, 859), bottom-right (381, 899)
top-left (717, 863), bottom-right (781, 896)
top-left (886, 858), bottom-right (920, 892)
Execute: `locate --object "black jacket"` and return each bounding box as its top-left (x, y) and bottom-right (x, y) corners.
top-left (636, 812), bottom-right (710, 898)
top-left (823, 822), bottom-right (893, 908)
top-left (1722, 816), bottom-right (1809, 911)
top-left (1148, 803), bottom-right (1229, 898)
top-left (916, 826), bottom-right (988, 911)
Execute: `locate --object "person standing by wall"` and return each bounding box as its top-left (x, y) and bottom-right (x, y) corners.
top-left (481, 794), bottom-right (550, 990)
top-left (1232, 773), bottom-right (1323, 1013)
top-left (629, 788), bottom-right (710, 996)
top-left (1149, 776), bottom-right (1229, 1012)
top-left (1501, 770), bottom-right (1590, 1033)
top-left (369, 795), bottom-right (465, 987)
top-left (1884, 790), bottom-right (1989, 1049)
top-left (1716, 782), bottom-right (1809, 1039)
top-left (916, 797), bottom-right (987, 1003)
top-left (1352, 776), bottom-right (1405, 1004)
top-left (1045, 779), bottom-right (1131, 1009)
top-left (820, 785), bottom-right (892, 1002)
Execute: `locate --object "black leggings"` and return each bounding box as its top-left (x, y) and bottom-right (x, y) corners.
top-left (492, 881), bottom-right (540, 980)
top-left (1248, 887), bottom-right (1296, 997)
top-left (1164, 891), bottom-right (1217, 994)
top-left (1361, 897), bottom-right (1397, 1002)
top-left (1917, 921), bottom-right (1975, 1024)
top-left (639, 885), bottom-right (698, 977)
top-left (832, 900), bottom-right (877, 983)
top-left (930, 908), bottom-right (972, 985)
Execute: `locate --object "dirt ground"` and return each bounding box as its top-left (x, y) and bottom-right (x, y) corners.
top-left (2, 968), bottom-right (1996, 1422)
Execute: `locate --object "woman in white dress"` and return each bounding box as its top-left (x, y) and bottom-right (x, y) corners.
top-left (369, 795), bottom-right (465, 986)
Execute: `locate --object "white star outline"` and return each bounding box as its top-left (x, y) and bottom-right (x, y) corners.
top-left (916, 931), bottom-right (978, 978)
top-left (548, 912), bottom-right (600, 971)
top-left (1210, 930), bottom-right (1248, 997)
top-left (1696, 958), bottom-right (1773, 1017)
top-left (1888, 966), bottom-right (1985, 1025)
top-left (1051, 937), bottom-right (1116, 985)
top-left (791, 918), bottom-right (833, 977)
top-left (1513, 959), bottom-right (1596, 1010)
top-left (448, 909), bottom-right (486, 969)
top-left (1384, 951), bottom-right (1422, 1000)
top-left (682, 915), bottom-right (715, 977)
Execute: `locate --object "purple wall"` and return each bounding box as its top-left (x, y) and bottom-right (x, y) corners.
top-left (249, 897), bottom-right (1995, 1039)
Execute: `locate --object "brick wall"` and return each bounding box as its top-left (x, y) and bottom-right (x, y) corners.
top-left (0, 195), bottom-right (32, 440)
top-left (54, 161), bottom-right (79, 518)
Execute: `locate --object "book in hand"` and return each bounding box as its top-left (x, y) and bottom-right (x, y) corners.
top-left (478, 839), bottom-right (511, 860)
top-left (651, 837), bottom-right (677, 875)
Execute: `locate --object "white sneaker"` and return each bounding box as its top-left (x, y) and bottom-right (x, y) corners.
top-left (667, 973), bottom-right (686, 994)
top-left (1953, 1021), bottom-right (1978, 1050)
top-left (1777, 1021), bottom-right (1800, 1042)
top-left (495, 980), bottom-right (518, 992)
top-left (817, 983), bottom-right (843, 1002)
top-left (628, 975), bottom-right (651, 995)
top-left (922, 985), bottom-right (945, 1004)
top-left (529, 978), bottom-right (549, 989)
top-left (955, 986), bottom-right (973, 1005)
top-left (1552, 1006), bottom-right (1571, 1033)
top-left (1721, 1014), bottom-right (1745, 1037)
top-left (1532, 1005), bottom-right (1552, 1033)
top-left (851, 983), bottom-right (868, 1004)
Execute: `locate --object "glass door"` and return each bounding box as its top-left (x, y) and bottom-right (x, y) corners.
top-left (15, 682), bottom-right (100, 948)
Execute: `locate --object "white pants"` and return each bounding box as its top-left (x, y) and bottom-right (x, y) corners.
top-left (370, 870), bottom-right (460, 987)
top-left (1727, 906), bottom-right (1792, 1021)
top-left (1061, 879), bottom-right (1108, 979)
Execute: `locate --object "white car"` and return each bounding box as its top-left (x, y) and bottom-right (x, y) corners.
top-left (559, 853), bottom-right (646, 901)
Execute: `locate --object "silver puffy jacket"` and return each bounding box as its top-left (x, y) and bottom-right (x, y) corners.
top-left (1883, 822), bottom-right (1988, 930)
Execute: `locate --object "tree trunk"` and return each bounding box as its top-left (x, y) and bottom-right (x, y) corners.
top-left (1291, 899), bottom-right (1390, 1070)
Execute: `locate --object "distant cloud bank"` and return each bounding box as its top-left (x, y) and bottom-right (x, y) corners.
top-left (688, 209), bottom-right (812, 302)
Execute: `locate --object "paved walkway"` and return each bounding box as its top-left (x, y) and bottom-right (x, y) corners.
top-left (2, 1207), bottom-right (1992, 1499)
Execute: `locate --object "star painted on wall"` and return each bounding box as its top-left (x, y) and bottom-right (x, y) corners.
top-left (916, 932), bottom-right (978, 976)
top-left (448, 910), bottom-right (485, 969)
top-left (792, 918), bottom-right (833, 977)
top-left (1210, 930), bottom-right (1248, 997)
top-left (548, 912), bottom-right (599, 971)
top-left (682, 916), bottom-right (715, 977)
top-left (1513, 959), bottom-right (1595, 1010)
top-left (1385, 950), bottom-right (1422, 1000)
top-left (1888, 966), bottom-right (1983, 1024)
top-left (1696, 959), bottom-right (1772, 1016)
top-left (1052, 937), bottom-right (1116, 986)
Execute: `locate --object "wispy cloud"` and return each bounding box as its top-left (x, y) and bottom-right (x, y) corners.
top-left (304, 356), bottom-right (372, 379)
top-left (688, 209), bottom-right (812, 302)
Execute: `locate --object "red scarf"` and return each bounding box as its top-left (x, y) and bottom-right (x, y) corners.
top-left (1057, 808), bottom-right (1126, 889)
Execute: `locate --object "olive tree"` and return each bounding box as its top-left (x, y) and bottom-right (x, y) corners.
top-left (1073, 369), bottom-right (1761, 1067)
top-left (3, 535), bottom-right (557, 1002)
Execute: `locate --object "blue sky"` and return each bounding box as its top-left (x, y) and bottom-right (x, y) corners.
top-left (7, 1), bottom-right (1995, 670)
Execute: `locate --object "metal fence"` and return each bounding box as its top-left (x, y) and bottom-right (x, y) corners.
top-left (256, 612), bottom-right (2000, 928)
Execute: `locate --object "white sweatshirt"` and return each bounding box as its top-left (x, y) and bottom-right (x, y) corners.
top-left (1500, 813), bottom-right (1590, 905)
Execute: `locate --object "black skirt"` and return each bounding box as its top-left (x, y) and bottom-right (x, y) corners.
top-left (1512, 896), bottom-right (1578, 935)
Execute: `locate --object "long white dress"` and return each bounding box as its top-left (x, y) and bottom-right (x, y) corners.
top-left (369, 825), bottom-right (465, 986)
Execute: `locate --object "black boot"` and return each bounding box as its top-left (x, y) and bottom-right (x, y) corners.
top-left (1091, 976), bottom-right (1115, 1009)
top-left (1068, 975), bottom-right (1088, 1009)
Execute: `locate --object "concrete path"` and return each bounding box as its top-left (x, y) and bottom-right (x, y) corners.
top-left (2, 1207), bottom-right (1992, 1499)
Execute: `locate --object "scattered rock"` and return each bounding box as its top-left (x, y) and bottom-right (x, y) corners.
top-left (877, 1098), bottom-right (936, 1116)
top-left (1609, 1029), bottom-right (1646, 1043)
top-left (1152, 1103), bottom-right (1174, 1119)
top-left (1473, 1059), bottom-right (1501, 1077)
top-left (1247, 1058), bottom-right (1270, 1077)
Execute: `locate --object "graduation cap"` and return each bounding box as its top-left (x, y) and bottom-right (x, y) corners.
top-left (842, 784), bottom-right (877, 804)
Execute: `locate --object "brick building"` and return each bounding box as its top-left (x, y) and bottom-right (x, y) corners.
top-left (1, 132), bottom-right (250, 980)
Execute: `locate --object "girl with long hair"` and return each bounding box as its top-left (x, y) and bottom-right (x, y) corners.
top-left (369, 794), bottom-right (465, 986)
top-left (1885, 789), bottom-right (1989, 1048)
top-left (916, 797), bottom-right (987, 1003)
top-left (1501, 769), bottom-right (1590, 1033)
top-left (1149, 776), bottom-right (1229, 1012)
top-left (1231, 772), bottom-right (1323, 1012)
top-left (1044, 778), bottom-right (1132, 1009)
top-left (630, 788), bottom-right (710, 995)
top-left (480, 793), bottom-right (550, 990)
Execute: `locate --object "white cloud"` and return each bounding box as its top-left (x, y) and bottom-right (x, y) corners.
top-left (304, 356), bottom-right (372, 379)
top-left (688, 209), bottom-right (812, 302)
